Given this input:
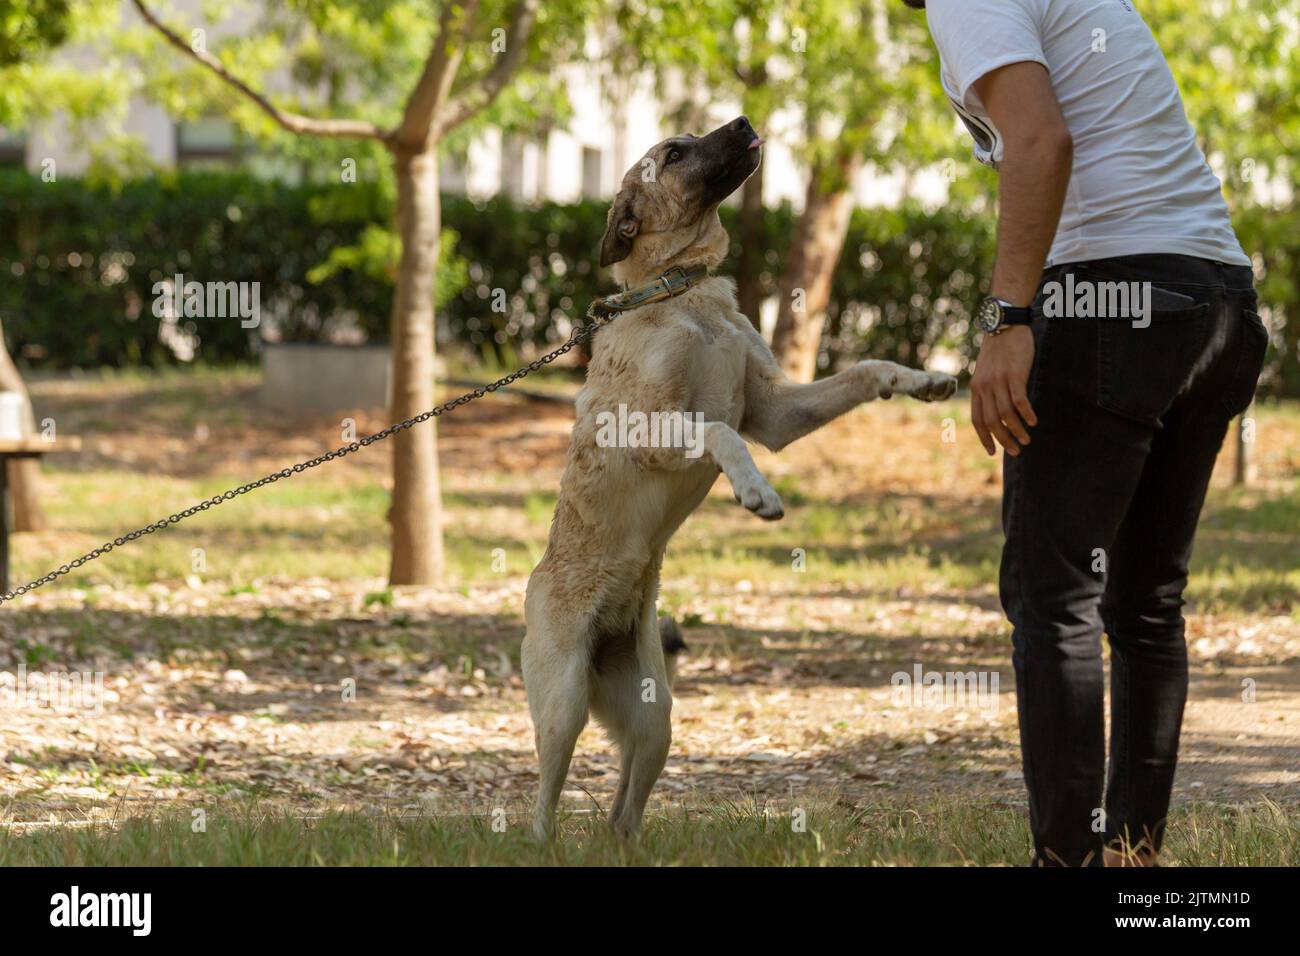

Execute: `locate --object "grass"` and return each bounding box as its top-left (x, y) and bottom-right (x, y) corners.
top-left (4, 368), bottom-right (1299, 866)
top-left (3, 799), bottom-right (1296, 866)
top-left (20, 368), bottom-right (1300, 606)
top-left (20, 440), bottom-right (1300, 612)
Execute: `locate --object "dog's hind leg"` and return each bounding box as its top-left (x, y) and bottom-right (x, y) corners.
top-left (522, 630), bottom-right (590, 840)
top-left (591, 651), bottom-right (640, 827)
top-left (592, 617), bottom-right (684, 826)
top-left (614, 663), bottom-right (672, 839)
top-left (591, 608), bottom-right (673, 839)
top-left (607, 733), bottom-right (635, 825)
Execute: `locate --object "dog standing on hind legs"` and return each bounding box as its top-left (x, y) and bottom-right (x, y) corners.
top-left (522, 116), bottom-right (957, 840)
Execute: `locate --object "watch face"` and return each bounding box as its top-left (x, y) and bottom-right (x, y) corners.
top-left (976, 297), bottom-right (1002, 334)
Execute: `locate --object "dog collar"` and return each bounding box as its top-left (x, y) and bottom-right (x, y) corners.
top-left (586, 264), bottom-right (711, 321)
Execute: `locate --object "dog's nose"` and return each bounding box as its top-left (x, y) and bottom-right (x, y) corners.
top-left (730, 115), bottom-right (764, 150)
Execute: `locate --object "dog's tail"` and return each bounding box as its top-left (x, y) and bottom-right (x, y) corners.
top-left (658, 616), bottom-right (688, 687)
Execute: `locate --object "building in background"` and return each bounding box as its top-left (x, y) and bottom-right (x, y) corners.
top-left (0, 2), bottom-right (944, 214)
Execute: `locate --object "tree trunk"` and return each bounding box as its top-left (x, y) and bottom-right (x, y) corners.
top-left (736, 163), bottom-right (765, 329)
top-left (387, 147), bottom-right (446, 585)
top-left (736, 59), bottom-right (768, 329)
top-left (0, 320), bottom-right (47, 532)
top-left (770, 156), bottom-right (859, 382)
top-left (1233, 409), bottom-right (1253, 487)
top-left (609, 71), bottom-right (631, 181)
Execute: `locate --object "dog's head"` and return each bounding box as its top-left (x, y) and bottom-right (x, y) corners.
top-left (600, 115), bottom-right (764, 285)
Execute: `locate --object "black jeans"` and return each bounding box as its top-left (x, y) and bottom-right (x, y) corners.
top-left (1001, 253), bottom-right (1267, 866)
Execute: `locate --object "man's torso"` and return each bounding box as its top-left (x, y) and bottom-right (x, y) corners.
top-left (927, 0), bottom-right (1250, 268)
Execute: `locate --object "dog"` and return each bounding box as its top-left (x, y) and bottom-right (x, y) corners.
top-left (522, 116), bottom-right (957, 839)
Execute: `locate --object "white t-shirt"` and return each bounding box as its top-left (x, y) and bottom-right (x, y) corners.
top-left (926, 0), bottom-right (1250, 267)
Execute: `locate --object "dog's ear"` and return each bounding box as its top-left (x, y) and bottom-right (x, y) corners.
top-left (599, 189), bottom-right (640, 267)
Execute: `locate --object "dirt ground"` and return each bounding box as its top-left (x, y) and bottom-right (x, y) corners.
top-left (2, 376), bottom-right (1299, 825)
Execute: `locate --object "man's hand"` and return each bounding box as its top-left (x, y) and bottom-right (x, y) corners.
top-left (970, 326), bottom-right (1038, 456)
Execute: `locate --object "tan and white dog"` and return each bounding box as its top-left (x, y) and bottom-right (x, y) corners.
top-left (522, 116), bottom-right (957, 839)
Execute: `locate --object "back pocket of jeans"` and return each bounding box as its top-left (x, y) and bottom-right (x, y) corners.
top-left (1219, 310), bottom-right (1269, 418)
top-left (1096, 300), bottom-right (1211, 425)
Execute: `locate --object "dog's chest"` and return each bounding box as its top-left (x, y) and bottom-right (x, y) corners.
top-left (683, 323), bottom-right (748, 424)
top-left (585, 310), bottom-right (749, 425)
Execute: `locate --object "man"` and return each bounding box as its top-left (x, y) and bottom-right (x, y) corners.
top-left (904, 0), bottom-right (1268, 865)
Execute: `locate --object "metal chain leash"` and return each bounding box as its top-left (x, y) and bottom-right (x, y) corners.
top-left (0, 311), bottom-right (617, 607)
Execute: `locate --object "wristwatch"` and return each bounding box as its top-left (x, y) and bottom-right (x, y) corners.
top-left (975, 296), bottom-right (1033, 336)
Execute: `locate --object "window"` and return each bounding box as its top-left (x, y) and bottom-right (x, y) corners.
top-left (501, 134), bottom-right (527, 200)
top-left (440, 148), bottom-right (469, 194)
top-left (175, 117), bottom-right (241, 167)
top-left (581, 146), bottom-right (603, 199)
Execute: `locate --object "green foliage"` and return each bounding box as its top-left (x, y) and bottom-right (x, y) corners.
top-left (3, 168), bottom-right (1299, 393)
top-left (0, 169), bottom-right (614, 367)
top-left (0, 0), bottom-right (71, 65)
top-left (440, 192), bottom-right (611, 363)
top-left (3, 0), bottom-right (594, 176)
top-left (620, 0), bottom-right (960, 185)
top-left (121, 0), bottom-right (592, 167)
top-left (1237, 204), bottom-right (1300, 397)
top-left (0, 169), bottom-right (401, 364)
top-left (1147, 0), bottom-right (1299, 205)
top-left (0, 0), bottom-right (124, 132)
top-left (826, 202), bottom-right (994, 375)
top-left (1139, 0), bottom-right (1300, 396)
top-left (304, 222), bottom-right (468, 311)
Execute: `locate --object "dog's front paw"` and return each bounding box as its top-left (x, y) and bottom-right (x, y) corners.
top-left (904, 370), bottom-right (958, 402)
top-left (732, 475), bottom-right (785, 521)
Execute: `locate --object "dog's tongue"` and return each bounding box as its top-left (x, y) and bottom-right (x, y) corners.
top-left (748, 136), bottom-right (765, 150)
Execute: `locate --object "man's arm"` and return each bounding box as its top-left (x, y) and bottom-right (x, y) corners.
top-left (969, 60), bottom-right (1072, 456)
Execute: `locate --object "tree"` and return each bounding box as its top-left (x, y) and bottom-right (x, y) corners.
top-left (765, 0), bottom-right (951, 381)
top-left (621, 0), bottom-right (952, 381)
top-left (0, 0), bottom-right (71, 63)
top-left (127, 0), bottom-right (584, 584)
top-left (610, 0), bottom-right (784, 325)
top-left (0, 0), bottom-right (81, 532)
top-left (1143, 0), bottom-right (1300, 483)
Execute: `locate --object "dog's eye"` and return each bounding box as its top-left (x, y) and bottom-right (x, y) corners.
top-left (665, 147), bottom-right (682, 165)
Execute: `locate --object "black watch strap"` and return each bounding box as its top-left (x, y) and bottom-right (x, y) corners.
top-left (999, 302), bottom-right (1034, 326)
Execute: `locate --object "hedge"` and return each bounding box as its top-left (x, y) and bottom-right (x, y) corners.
top-left (1, 169), bottom-right (1296, 393)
